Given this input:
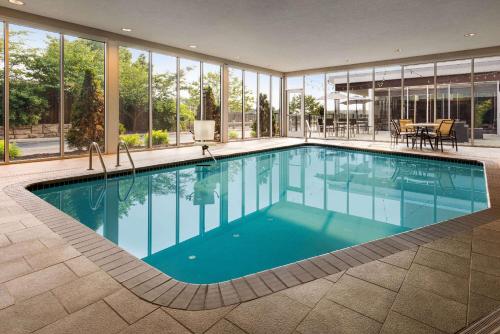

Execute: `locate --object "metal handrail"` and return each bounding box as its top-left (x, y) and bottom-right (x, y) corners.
top-left (305, 120), bottom-right (312, 142)
top-left (116, 141), bottom-right (136, 174)
top-left (88, 142), bottom-right (107, 178)
top-left (202, 145), bottom-right (217, 164)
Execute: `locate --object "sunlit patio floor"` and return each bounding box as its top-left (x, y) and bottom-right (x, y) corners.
top-left (1, 138), bottom-right (500, 333)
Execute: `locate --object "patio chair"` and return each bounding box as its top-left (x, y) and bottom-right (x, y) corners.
top-left (434, 119), bottom-right (452, 127)
top-left (399, 119), bottom-right (414, 132)
top-left (317, 118), bottom-right (324, 134)
top-left (349, 119), bottom-right (357, 137)
top-left (424, 119), bottom-right (457, 152)
top-left (337, 120), bottom-right (347, 137)
top-left (390, 119), bottom-right (416, 147)
top-left (325, 118), bottom-right (335, 136)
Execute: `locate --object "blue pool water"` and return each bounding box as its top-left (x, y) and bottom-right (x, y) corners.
top-left (33, 146), bottom-right (488, 284)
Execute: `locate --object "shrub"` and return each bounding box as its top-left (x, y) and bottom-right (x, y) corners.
top-left (66, 70), bottom-right (105, 150)
top-left (0, 140), bottom-right (21, 159)
top-left (250, 130), bottom-right (257, 138)
top-left (144, 130), bottom-right (169, 146)
top-left (475, 99), bottom-right (492, 128)
top-left (229, 130), bottom-right (239, 140)
top-left (119, 123), bottom-right (126, 135)
top-left (119, 133), bottom-right (142, 147)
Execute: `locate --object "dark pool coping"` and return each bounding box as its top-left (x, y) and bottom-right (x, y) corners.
top-left (4, 142), bottom-right (500, 311)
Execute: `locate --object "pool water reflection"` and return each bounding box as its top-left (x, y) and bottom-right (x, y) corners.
top-left (34, 146), bottom-right (488, 283)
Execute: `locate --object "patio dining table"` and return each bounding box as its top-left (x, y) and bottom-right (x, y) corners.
top-left (407, 122), bottom-right (440, 150)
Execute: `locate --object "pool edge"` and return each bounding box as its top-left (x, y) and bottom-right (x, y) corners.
top-left (4, 142), bottom-right (499, 311)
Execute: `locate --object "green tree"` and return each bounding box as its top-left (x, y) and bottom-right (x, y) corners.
top-left (229, 74), bottom-right (243, 113)
top-left (228, 74), bottom-right (255, 114)
top-left (475, 99), bottom-right (493, 128)
top-left (202, 86), bottom-right (221, 139)
top-left (8, 30), bottom-right (106, 143)
top-left (259, 93), bottom-right (271, 136)
top-left (66, 70), bottom-right (105, 150)
top-left (179, 65), bottom-right (200, 132)
top-left (119, 49), bottom-right (149, 133)
top-left (289, 94), bottom-right (324, 116)
top-left (152, 70), bottom-right (176, 132)
top-left (9, 31), bottom-right (59, 126)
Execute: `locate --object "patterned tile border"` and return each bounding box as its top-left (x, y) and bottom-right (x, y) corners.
top-left (458, 305), bottom-right (500, 333)
top-left (3, 142), bottom-right (500, 311)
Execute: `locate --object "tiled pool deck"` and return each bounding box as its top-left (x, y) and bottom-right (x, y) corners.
top-left (1, 138), bottom-right (500, 333)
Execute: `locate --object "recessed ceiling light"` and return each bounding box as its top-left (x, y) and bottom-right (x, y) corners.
top-left (188, 44), bottom-right (197, 49)
top-left (464, 33), bottom-right (477, 37)
top-left (394, 48), bottom-right (402, 53)
top-left (121, 28), bottom-right (132, 32)
top-left (9, 0), bottom-right (24, 5)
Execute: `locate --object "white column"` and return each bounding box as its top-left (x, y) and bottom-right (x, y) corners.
top-left (3, 23), bottom-right (10, 162)
top-left (105, 41), bottom-right (120, 154)
top-left (368, 87), bottom-right (374, 136)
top-left (448, 84), bottom-right (451, 119)
top-left (426, 85), bottom-right (429, 122)
top-left (221, 64), bottom-right (229, 143)
top-left (497, 81), bottom-right (500, 136)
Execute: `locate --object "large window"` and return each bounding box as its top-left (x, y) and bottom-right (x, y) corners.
top-left (244, 71), bottom-right (257, 138)
top-left (349, 69), bottom-right (373, 140)
top-left (228, 68), bottom-right (243, 140)
top-left (203, 63), bottom-right (221, 141)
top-left (9, 24), bottom-right (61, 160)
top-left (304, 74), bottom-right (324, 138)
top-left (286, 76), bottom-right (304, 137)
top-left (474, 57), bottom-right (500, 146)
top-left (436, 60), bottom-right (472, 145)
top-left (64, 36), bottom-right (105, 155)
top-left (152, 53), bottom-right (177, 147)
top-left (271, 76), bottom-right (281, 137)
top-left (259, 74), bottom-right (270, 137)
top-left (179, 59), bottom-right (200, 144)
top-left (119, 47), bottom-right (149, 149)
top-left (286, 76), bottom-right (303, 90)
top-left (326, 72), bottom-right (348, 138)
top-left (374, 66), bottom-right (402, 142)
top-left (404, 63), bottom-right (435, 123)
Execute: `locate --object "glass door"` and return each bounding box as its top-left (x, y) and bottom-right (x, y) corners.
top-left (287, 89), bottom-right (303, 137)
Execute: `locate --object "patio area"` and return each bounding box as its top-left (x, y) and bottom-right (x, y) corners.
top-left (1, 138), bottom-right (500, 334)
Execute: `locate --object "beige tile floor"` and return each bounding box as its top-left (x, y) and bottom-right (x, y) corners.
top-left (1, 138), bottom-right (500, 333)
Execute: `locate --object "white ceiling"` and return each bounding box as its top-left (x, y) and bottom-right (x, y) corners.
top-left (3, 0), bottom-right (500, 72)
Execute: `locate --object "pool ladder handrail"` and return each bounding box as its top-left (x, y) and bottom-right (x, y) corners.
top-left (202, 144), bottom-right (217, 164)
top-left (305, 120), bottom-right (312, 142)
top-left (116, 141), bottom-right (136, 174)
top-left (88, 142), bottom-right (107, 178)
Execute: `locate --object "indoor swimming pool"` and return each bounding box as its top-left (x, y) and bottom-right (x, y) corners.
top-left (33, 146), bottom-right (488, 284)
